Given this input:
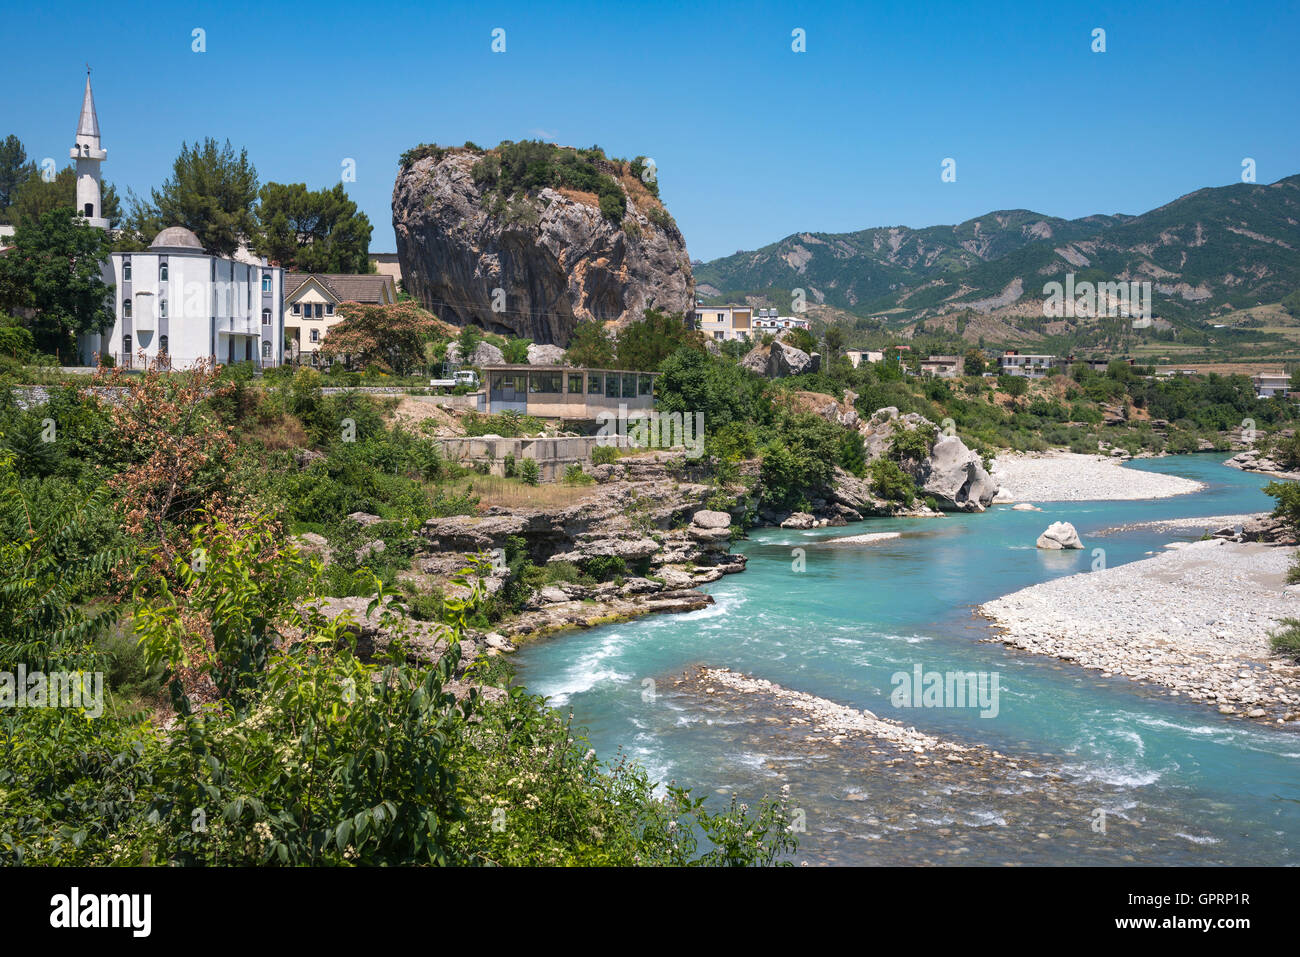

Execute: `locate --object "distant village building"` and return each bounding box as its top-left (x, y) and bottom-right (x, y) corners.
top-left (693, 304), bottom-right (753, 342)
top-left (751, 308), bottom-right (810, 333)
top-left (69, 75), bottom-right (286, 369)
top-left (845, 349), bottom-right (884, 368)
top-left (998, 350), bottom-right (1057, 378)
top-left (920, 355), bottom-right (963, 378)
top-left (369, 252), bottom-right (402, 288)
top-left (1253, 371), bottom-right (1291, 399)
top-left (284, 273), bottom-right (397, 364)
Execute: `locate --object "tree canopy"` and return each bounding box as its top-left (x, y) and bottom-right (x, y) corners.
top-left (255, 182), bottom-right (373, 273)
top-left (319, 300), bottom-right (439, 375)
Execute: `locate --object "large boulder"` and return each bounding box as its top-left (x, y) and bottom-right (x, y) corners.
top-left (444, 339), bottom-right (505, 366)
top-left (861, 408), bottom-right (999, 511)
top-left (526, 343), bottom-right (567, 365)
top-left (1036, 521), bottom-right (1083, 549)
top-left (393, 148), bottom-right (693, 344)
top-left (739, 340), bottom-right (821, 379)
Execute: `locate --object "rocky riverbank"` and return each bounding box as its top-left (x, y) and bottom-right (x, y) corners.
top-left (990, 451), bottom-right (1203, 502)
top-left (979, 538), bottom-right (1300, 723)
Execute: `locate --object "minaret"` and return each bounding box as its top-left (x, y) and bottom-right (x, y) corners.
top-left (70, 69), bottom-right (108, 229)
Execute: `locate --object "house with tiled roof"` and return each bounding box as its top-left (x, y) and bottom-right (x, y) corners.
top-left (284, 272), bottom-right (397, 363)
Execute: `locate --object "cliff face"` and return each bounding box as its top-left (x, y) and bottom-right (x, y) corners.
top-left (392, 149), bottom-right (694, 345)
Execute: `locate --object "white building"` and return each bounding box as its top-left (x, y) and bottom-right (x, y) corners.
top-left (845, 349), bottom-right (883, 368)
top-left (1252, 372), bottom-right (1291, 399)
top-left (751, 308), bottom-right (810, 333)
top-left (998, 351), bottom-right (1057, 378)
top-left (69, 73), bottom-right (285, 369)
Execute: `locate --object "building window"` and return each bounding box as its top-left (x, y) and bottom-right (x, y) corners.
top-left (567, 373), bottom-right (582, 395)
top-left (587, 373), bottom-right (603, 394)
top-left (245, 340), bottom-right (252, 361)
top-left (622, 373), bottom-right (636, 399)
top-left (325, 303), bottom-right (334, 316)
top-left (638, 375), bottom-right (652, 396)
top-left (122, 334), bottom-right (132, 355)
top-left (159, 299), bottom-right (167, 318)
top-left (292, 303), bottom-right (301, 315)
top-left (262, 341), bottom-right (271, 359)
top-left (122, 259), bottom-right (132, 282)
top-left (159, 335), bottom-right (168, 355)
top-left (605, 374), bottom-right (618, 399)
top-left (529, 371), bottom-right (561, 394)
top-left (159, 262), bottom-right (168, 282)
top-left (310, 329), bottom-right (319, 343)
top-left (123, 298), bottom-right (132, 319)
top-left (262, 309), bottom-right (271, 325)
top-left (262, 275), bottom-right (271, 293)
top-left (84, 202), bottom-right (93, 217)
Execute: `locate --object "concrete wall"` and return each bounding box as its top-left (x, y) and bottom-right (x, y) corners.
top-left (435, 434), bottom-right (629, 482)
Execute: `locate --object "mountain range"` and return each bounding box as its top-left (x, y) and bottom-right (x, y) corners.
top-left (694, 175), bottom-right (1300, 334)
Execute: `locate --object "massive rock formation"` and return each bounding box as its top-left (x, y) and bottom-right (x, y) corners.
top-left (741, 339), bottom-right (821, 378)
top-left (393, 147), bottom-right (694, 345)
top-left (860, 408), bottom-right (999, 512)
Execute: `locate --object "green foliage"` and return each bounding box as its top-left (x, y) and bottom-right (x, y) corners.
top-left (519, 458), bottom-right (540, 486)
top-left (125, 138), bottom-right (259, 258)
top-left (1269, 617), bottom-right (1300, 661)
top-left (467, 140), bottom-right (630, 224)
top-left (565, 321), bottom-right (616, 368)
top-left (838, 430), bottom-right (867, 477)
top-left (255, 182), bottom-right (373, 273)
top-left (868, 458), bottom-right (917, 505)
top-left (1265, 480), bottom-right (1300, 532)
top-left (502, 338), bottom-right (532, 364)
top-left (614, 309), bottom-right (696, 372)
top-left (889, 422), bottom-right (938, 464)
top-left (563, 463), bottom-right (593, 485)
top-left (0, 206), bottom-right (114, 355)
top-left (591, 444), bottom-right (619, 466)
top-left (758, 412), bottom-right (842, 508)
top-left (583, 554), bottom-right (627, 582)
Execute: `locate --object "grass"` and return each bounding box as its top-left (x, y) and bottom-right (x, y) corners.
top-left (446, 475), bottom-right (597, 509)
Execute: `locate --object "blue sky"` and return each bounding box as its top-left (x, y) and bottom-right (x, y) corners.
top-left (5, 0), bottom-right (1298, 261)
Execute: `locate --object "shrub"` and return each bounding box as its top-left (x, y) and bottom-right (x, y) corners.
top-left (868, 458), bottom-right (917, 505)
top-left (563, 464), bottom-right (593, 485)
top-left (519, 458), bottom-right (540, 486)
top-left (591, 444), bottom-right (619, 466)
top-left (583, 554), bottom-right (627, 582)
top-left (1270, 617), bottom-right (1300, 660)
top-left (503, 453), bottom-right (517, 477)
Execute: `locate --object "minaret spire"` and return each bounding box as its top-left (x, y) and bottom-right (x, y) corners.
top-left (77, 69), bottom-right (100, 139)
top-left (70, 69), bottom-right (107, 229)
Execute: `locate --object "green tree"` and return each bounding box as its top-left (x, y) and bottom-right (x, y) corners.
top-left (0, 134), bottom-right (36, 222)
top-left (502, 337), bottom-right (532, 363)
top-left (565, 320), bottom-right (616, 367)
top-left (255, 182), bottom-right (373, 273)
top-left (8, 165), bottom-right (121, 229)
top-left (0, 206), bottom-right (114, 355)
top-left (963, 348), bottom-right (987, 376)
top-left (128, 139), bottom-right (259, 257)
top-left (319, 301), bottom-right (440, 375)
top-left (614, 308), bottom-right (696, 371)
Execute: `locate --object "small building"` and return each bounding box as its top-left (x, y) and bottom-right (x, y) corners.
top-left (284, 273), bottom-right (397, 364)
top-left (369, 252), bottom-right (402, 288)
top-left (1253, 371), bottom-right (1291, 399)
top-left (479, 365), bottom-right (656, 420)
top-left (845, 349), bottom-right (883, 368)
top-left (693, 304), bottom-right (752, 342)
top-left (920, 355), bottom-right (963, 378)
top-left (751, 308), bottom-right (810, 333)
top-left (998, 350), bottom-right (1057, 378)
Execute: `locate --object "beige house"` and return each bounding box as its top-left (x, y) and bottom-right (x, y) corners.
top-left (284, 273), bottom-right (397, 363)
top-left (480, 365), bottom-right (656, 420)
top-left (845, 349), bottom-right (884, 368)
top-left (920, 355), bottom-right (963, 377)
top-left (693, 304), bottom-right (753, 342)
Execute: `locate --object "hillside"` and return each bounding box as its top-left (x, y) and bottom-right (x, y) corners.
top-left (695, 175), bottom-right (1300, 334)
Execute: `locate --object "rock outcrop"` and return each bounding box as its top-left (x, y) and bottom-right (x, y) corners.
top-left (860, 408), bottom-right (999, 511)
top-left (1036, 521), bottom-right (1083, 549)
top-left (526, 343), bottom-right (567, 365)
top-left (393, 147), bottom-right (693, 344)
top-left (741, 339), bottom-right (821, 378)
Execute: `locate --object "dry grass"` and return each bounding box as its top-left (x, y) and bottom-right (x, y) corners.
top-left (447, 475), bottom-right (598, 510)
top-left (556, 187), bottom-right (599, 208)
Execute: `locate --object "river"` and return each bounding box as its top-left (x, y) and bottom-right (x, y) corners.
top-left (514, 454), bottom-right (1300, 864)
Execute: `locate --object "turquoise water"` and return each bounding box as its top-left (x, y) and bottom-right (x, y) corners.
top-left (514, 455), bottom-right (1300, 864)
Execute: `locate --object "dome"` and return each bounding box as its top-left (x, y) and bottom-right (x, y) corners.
top-left (150, 226), bottom-right (204, 251)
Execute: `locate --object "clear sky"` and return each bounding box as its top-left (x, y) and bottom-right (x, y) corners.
top-left (5, 0), bottom-right (1298, 261)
